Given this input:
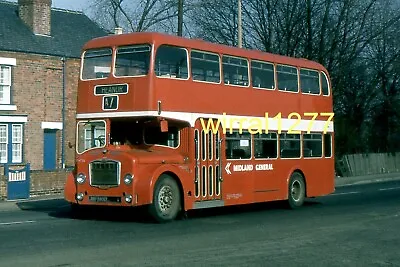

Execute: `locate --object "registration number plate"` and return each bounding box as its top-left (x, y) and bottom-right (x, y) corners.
top-left (89, 196), bottom-right (108, 202)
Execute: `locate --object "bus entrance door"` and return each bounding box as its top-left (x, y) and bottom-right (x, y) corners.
top-left (193, 119), bottom-right (224, 209)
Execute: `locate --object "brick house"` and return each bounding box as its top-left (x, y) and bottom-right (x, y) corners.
top-left (0, 0), bottom-right (108, 172)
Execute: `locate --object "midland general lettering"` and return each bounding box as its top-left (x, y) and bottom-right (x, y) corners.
top-left (233, 164), bottom-right (274, 172)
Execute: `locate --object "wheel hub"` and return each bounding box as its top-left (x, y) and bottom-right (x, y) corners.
top-left (158, 185), bottom-right (173, 212)
top-left (291, 180), bottom-right (302, 202)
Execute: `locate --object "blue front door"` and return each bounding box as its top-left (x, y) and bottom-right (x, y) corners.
top-left (43, 129), bottom-right (57, 170)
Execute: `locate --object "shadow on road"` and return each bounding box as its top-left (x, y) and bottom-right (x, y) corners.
top-left (11, 197), bottom-right (323, 224)
top-left (185, 199), bottom-right (321, 220)
top-left (16, 199), bottom-right (68, 212)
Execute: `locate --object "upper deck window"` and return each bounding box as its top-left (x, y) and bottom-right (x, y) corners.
top-left (81, 48), bottom-right (112, 80)
top-left (154, 45), bottom-right (188, 79)
top-left (300, 69), bottom-right (320, 95)
top-left (191, 50), bottom-right (220, 83)
top-left (115, 45), bottom-right (151, 77)
top-left (277, 65), bottom-right (298, 92)
top-left (222, 55), bottom-right (249, 87)
top-left (321, 71), bottom-right (330, 96)
top-left (251, 60), bottom-right (275, 90)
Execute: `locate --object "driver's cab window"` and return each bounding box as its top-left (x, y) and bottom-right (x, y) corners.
top-left (77, 120), bottom-right (106, 154)
top-left (144, 126), bottom-right (179, 148)
top-left (85, 126), bottom-right (105, 148)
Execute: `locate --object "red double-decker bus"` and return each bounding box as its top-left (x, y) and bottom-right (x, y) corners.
top-left (64, 32), bottom-right (335, 222)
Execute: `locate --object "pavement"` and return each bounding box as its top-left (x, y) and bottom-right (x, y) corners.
top-left (0, 172), bottom-right (399, 211)
top-left (335, 172), bottom-right (400, 187)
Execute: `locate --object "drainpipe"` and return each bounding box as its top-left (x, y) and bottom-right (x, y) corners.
top-left (61, 56), bottom-right (66, 169)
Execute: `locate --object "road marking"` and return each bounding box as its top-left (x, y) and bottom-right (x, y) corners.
top-left (0, 220), bottom-right (36, 226)
top-left (379, 187), bottom-right (400, 191)
top-left (330, 191), bottom-right (360, 196)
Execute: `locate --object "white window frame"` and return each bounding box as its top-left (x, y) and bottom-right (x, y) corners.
top-left (0, 57), bottom-right (17, 111)
top-left (12, 124), bottom-right (23, 163)
top-left (0, 65), bottom-right (11, 105)
top-left (0, 124), bottom-right (8, 163)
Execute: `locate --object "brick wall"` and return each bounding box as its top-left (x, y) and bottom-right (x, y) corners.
top-left (30, 169), bottom-right (68, 196)
top-left (0, 178), bottom-right (5, 200)
top-left (65, 60), bottom-right (80, 167)
top-left (0, 51), bottom-right (79, 170)
top-left (0, 169), bottom-right (69, 200)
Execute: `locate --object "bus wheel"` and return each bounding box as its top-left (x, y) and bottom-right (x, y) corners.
top-left (287, 172), bottom-right (306, 209)
top-left (149, 174), bottom-right (181, 223)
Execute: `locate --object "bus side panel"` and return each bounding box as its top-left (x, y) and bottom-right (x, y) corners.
top-left (222, 166), bottom-right (255, 207)
top-left (64, 172), bottom-right (77, 203)
top-left (252, 160), bottom-right (286, 203)
top-left (300, 159), bottom-right (335, 197)
top-left (252, 159), bottom-right (335, 203)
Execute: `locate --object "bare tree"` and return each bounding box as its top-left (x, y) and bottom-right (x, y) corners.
top-left (364, 1), bottom-right (400, 152)
top-left (188, 0), bottom-right (253, 46)
top-left (82, 0), bottom-right (400, 155)
top-left (188, 0), bottom-right (400, 155)
top-left (85, 0), bottom-right (178, 33)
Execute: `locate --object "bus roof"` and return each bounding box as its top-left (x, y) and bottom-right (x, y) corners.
top-left (82, 32), bottom-right (328, 73)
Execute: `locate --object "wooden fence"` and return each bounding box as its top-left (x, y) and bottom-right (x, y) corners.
top-left (336, 153), bottom-right (400, 177)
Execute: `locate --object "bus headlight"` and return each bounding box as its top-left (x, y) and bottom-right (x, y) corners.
top-left (76, 173), bottom-right (86, 184)
top-left (125, 194), bottom-right (133, 203)
top-left (124, 174), bottom-right (134, 185)
top-left (76, 192), bottom-right (84, 201)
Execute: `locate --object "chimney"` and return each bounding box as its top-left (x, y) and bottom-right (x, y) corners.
top-left (18, 0), bottom-right (52, 36)
top-left (114, 27), bottom-right (123, 35)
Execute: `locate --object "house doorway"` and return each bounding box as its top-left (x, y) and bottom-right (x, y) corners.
top-left (43, 129), bottom-right (57, 170)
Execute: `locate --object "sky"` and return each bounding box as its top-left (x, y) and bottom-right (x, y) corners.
top-left (51, 0), bottom-right (89, 11)
top-left (7, 0), bottom-right (90, 12)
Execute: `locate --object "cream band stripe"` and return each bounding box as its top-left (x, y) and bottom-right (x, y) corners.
top-left (76, 110), bottom-right (334, 133)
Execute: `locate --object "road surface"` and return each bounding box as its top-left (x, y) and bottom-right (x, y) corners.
top-left (0, 180), bottom-right (399, 267)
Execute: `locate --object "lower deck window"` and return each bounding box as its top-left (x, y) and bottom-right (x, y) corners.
top-left (225, 130), bottom-right (251, 159)
top-left (280, 133), bottom-right (301, 158)
top-left (324, 133), bottom-right (332, 157)
top-left (303, 133), bottom-right (322, 157)
top-left (254, 133), bottom-right (277, 159)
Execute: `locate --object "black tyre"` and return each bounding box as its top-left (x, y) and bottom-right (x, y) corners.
top-left (148, 174), bottom-right (182, 223)
top-left (287, 172), bottom-right (306, 209)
